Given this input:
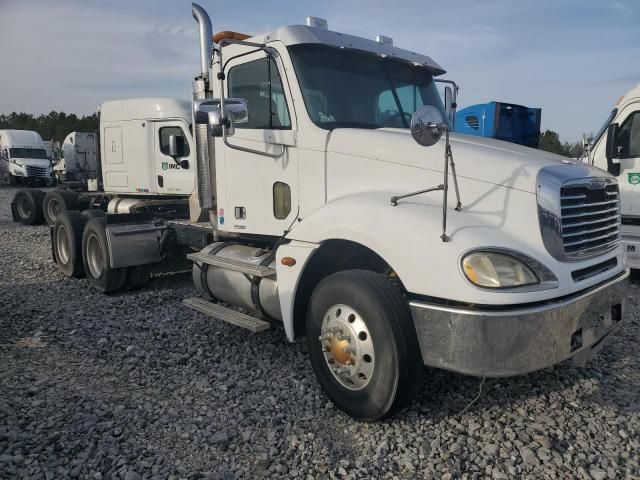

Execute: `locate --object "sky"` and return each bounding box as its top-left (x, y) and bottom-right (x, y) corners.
top-left (0, 0), bottom-right (638, 142)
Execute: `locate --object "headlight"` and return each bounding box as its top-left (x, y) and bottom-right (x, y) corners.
top-left (462, 251), bottom-right (539, 288)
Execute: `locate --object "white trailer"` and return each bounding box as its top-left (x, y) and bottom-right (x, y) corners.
top-left (11, 98), bottom-right (195, 226)
top-left (0, 129), bottom-right (52, 186)
top-left (48, 4), bottom-right (628, 420)
top-left (585, 83), bottom-right (640, 270)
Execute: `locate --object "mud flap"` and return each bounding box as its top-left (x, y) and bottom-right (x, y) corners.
top-left (105, 222), bottom-right (163, 268)
top-left (10, 200), bottom-right (18, 222)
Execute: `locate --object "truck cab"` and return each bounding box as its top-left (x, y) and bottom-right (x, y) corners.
top-left (47, 4), bottom-right (629, 421)
top-left (587, 83), bottom-right (640, 268)
top-left (0, 129), bottom-right (52, 186)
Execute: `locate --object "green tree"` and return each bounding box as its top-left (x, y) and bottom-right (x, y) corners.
top-left (538, 130), bottom-right (571, 157)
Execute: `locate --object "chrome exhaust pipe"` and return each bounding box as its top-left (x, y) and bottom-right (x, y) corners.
top-left (191, 3), bottom-right (214, 213)
top-left (192, 3), bottom-right (213, 80)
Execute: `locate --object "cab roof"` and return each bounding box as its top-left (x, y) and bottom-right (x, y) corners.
top-left (0, 129), bottom-right (44, 146)
top-left (100, 98), bottom-right (191, 122)
top-left (234, 25), bottom-right (446, 76)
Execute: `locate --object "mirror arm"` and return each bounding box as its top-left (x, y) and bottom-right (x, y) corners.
top-left (217, 38), bottom-right (285, 159)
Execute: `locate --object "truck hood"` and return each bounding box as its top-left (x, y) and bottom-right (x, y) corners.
top-left (327, 128), bottom-right (585, 193)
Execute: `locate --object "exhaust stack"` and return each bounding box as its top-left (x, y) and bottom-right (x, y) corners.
top-left (191, 2), bottom-right (214, 214)
top-left (192, 3), bottom-right (213, 79)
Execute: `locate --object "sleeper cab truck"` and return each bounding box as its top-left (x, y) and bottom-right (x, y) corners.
top-left (587, 83), bottom-right (640, 270)
top-left (52, 131), bottom-right (98, 185)
top-left (11, 98), bottom-right (195, 226)
top-left (51, 4), bottom-right (628, 421)
top-left (0, 129), bottom-right (52, 187)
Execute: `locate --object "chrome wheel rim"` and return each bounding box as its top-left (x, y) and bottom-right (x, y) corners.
top-left (56, 224), bottom-right (71, 264)
top-left (86, 233), bottom-right (103, 278)
top-left (47, 198), bottom-right (62, 222)
top-left (319, 304), bottom-right (375, 391)
top-left (17, 196), bottom-right (32, 219)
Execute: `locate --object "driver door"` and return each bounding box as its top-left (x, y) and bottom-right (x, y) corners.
top-left (612, 107), bottom-right (640, 217)
top-left (215, 49), bottom-right (298, 236)
top-left (154, 121), bottom-right (195, 195)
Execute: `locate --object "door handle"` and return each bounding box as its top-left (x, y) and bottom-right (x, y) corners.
top-left (157, 175), bottom-right (164, 187)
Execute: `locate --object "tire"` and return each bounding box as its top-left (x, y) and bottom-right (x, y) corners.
top-left (53, 210), bottom-right (88, 278)
top-left (81, 209), bottom-right (106, 220)
top-left (13, 189), bottom-right (45, 225)
top-left (82, 218), bottom-right (127, 294)
top-left (306, 270), bottom-right (423, 421)
top-left (126, 264), bottom-right (151, 290)
top-left (43, 191), bottom-right (79, 226)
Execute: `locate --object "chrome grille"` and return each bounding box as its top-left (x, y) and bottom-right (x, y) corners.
top-left (560, 182), bottom-right (620, 257)
top-left (25, 166), bottom-right (47, 177)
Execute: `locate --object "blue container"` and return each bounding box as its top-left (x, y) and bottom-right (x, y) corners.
top-left (455, 102), bottom-right (541, 148)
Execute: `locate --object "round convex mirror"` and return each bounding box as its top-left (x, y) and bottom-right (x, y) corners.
top-left (410, 105), bottom-right (445, 147)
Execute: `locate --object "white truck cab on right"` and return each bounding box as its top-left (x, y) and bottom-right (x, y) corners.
top-left (587, 83), bottom-right (640, 269)
top-left (44, 4), bottom-right (630, 420)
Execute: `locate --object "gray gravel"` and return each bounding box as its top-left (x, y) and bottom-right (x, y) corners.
top-left (0, 184), bottom-right (639, 480)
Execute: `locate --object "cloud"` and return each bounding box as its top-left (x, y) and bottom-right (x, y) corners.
top-left (612, 1), bottom-right (632, 15)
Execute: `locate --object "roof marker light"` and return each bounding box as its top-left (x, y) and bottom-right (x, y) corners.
top-left (376, 35), bottom-right (393, 46)
top-left (307, 16), bottom-right (328, 29)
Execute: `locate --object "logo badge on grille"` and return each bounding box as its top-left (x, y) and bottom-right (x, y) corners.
top-left (590, 179), bottom-right (605, 189)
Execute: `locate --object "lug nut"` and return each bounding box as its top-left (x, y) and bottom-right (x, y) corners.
top-left (318, 333), bottom-right (332, 342)
top-left (338, 334), bottom-right (351, 342)
top-left (343, 346), bottom-right (356, 353)
top-left (331, 326), bottom-right (343, 334)
top-left (334, 366), bottom-right (350, 376)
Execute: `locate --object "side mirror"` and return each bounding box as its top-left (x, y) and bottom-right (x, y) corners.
top-left (444, 86), bottom-right (456, 127)
top-left (179, 159), bottom-right (189, 169)
top-left (411, 105), bottom-right (446, 147)
top-left (193, 98), bottom-right (249, 137)
top-left (1, 149), bottom-right (7, 160)
top-left (168, 135), bottom-right (178, 157)
top-left (605, 123), bottom-right (621, 176)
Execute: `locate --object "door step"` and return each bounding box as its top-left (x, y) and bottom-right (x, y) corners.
top-left (183, 297), bottom-right (270, 332)
top-left (187, 251), bottom-right (275, 277)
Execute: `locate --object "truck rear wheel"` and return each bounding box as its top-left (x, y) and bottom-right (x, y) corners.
top-left (13, 189), bottom-right (45, 225)
top-left (43, 191), bottom-right (80, 226)
top-left (53, 210), bottom-right (88, 278)
top-left (306, 270), bottom-right (423, 421)
top-left (82, 218), bottom-right (127, 294)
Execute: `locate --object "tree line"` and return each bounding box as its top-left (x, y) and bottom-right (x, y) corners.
top-left (0, 111), bottom-right (99, 142)
top-left (1, 111), bottom-right (585, 157)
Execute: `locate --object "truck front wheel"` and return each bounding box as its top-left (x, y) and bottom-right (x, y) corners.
top-left (82, 218), bottom-right (127, 294)
top-left (306, 270), bottom-right (423, 421)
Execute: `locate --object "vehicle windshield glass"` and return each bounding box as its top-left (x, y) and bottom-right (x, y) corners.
top-left (593, 108), bottom-right (618, 145)
top-left (9, 147), bottom-right (48, 159)
top-left (288, 44), bottom-right (447, 130)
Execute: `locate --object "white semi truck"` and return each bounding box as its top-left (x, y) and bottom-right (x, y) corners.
top-left (48, 4), bottom-right (628, 420)
top-left (11, 98), bottom-right (195, 226)
top-left (585, 83), bottom-right (640, 270)
top-left (0, 129), bottom-right (53, 186)
top-left (53, 131), bottom-right (98, 185)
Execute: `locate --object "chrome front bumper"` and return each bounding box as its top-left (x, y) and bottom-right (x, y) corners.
top-left (409, 271), bottom-right (629, 377)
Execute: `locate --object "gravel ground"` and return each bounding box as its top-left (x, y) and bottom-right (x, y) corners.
top-left (0, 185), bottom-right (639, 480)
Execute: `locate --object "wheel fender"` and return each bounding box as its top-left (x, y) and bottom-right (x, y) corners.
top-left (275, 240), bottom-right (319, 342)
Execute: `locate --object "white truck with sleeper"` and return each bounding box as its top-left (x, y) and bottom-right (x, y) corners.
top-left (585, 83), bottom-right (640, 270)
top-left (11, 98), bottom-right (195, 226)
top-left (49, 4), bottom-right (628, 420)
top-left (53, 131), bottom-right (98, 185)
top-left (0, 129), bottom-right (52, 186)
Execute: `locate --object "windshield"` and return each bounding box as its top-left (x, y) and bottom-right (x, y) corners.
top-left (288, 44), bottom-right (447, 130)
top-left (10, 147), bottom-right (48, 159)
top-left (592, 108), bottom-right (618, 145)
